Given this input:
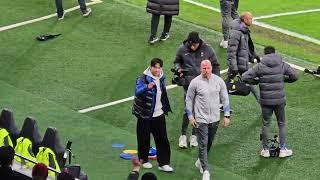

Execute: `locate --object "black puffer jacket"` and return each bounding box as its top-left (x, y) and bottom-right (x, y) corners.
top-left (146, 0), bottom-right (179, 16)
top-left (174, 39), bottom-right (220, 88)
top-left (242, 53), bottom-right (298, 105)
top-left (227, 19), bottom-right (257, 73)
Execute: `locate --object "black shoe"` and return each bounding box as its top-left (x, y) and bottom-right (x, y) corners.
top-left (148, 35), bottom-right (159, 44)
top-left (160, 32), bottom-right (170, 41)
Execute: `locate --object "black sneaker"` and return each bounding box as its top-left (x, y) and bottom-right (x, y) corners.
top-left (148, 35), bottom-right (159, 44)
top-left (160, 32), bottom-right (170, 41)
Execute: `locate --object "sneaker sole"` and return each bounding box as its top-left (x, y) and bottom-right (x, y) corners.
top-left (158, 167), bottom-right (173, 172)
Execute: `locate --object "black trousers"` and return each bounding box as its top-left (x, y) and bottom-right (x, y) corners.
top-left (150, 14), bottom-right (173, 36)
top-left (136, 114), bottom-right (171, 166)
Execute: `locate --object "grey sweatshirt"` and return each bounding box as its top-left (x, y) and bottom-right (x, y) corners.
top-left (185, 74), bottom-right (230, 123)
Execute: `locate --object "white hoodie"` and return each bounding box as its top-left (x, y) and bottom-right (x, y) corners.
top-left (143, 67), bottom-right (164, 117)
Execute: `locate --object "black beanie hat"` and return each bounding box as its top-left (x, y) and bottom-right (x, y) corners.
top-left (187, 31), bottom-right (201, 43)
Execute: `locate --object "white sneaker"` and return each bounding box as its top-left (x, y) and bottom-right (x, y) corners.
top-left (202, 170), bottom-right (210, 180)
top-left (58, 12), bottom-right (65, 20)
top-left (142, 162), bottom-right (152, 169)
top-left (195, 159), bottom-right (203, 174)
top-left (260, 149), bottom-right (270, 158)
top-left (219, 39), bottom-right (228, 49)
top-left (190, 135), bottom-right (198, 147)
top-left (158, 165), bottom-right (173, 172)
top-left (83, 8), bottom-right (92, 17)
top-left (179, 135), bottom-right (188, 148)
top-left (279, 148), bottom-right (293, 158)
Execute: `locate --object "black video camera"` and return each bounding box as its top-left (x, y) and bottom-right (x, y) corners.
top-left (304, 66), bottom-right (320, 75)
top-left (171, 68), bottom-right (188, 86)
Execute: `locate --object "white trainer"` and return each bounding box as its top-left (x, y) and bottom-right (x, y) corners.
top-left (279, 148), bottom-right (293, 158)
top-left (260, 149), bottom-right (270, 158)
top-left (190, 135), bottom-right (198, 147)
top-left (195, 159), bottom-right (203, 174)
top-left (219, 39), bottom-right (228, 49)
top-left (83, 8), bottom-right (92, 17)
top-left (158, 165), bottom-right (173, 172)
top-left (202, 170), bottom-right (210, 180)
top-left (179, 135), bottom-right (188, 148)
top-left (142, 162), bottom-right (152, 169)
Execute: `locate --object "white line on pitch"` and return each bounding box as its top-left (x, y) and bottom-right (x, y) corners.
top-left (182, 0), bottom-right (320, 45)
top-left (254, 9), bottom-right (320, 20)
top-left (0, 0), bottom-right (103, 32)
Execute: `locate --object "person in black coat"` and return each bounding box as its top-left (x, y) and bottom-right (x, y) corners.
top-left (146, 0), bottom-right (179, 44)
top-left (0, 146), bottom-right (23, 180)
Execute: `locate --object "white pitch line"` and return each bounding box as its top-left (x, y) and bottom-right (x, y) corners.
top-left (182, 0), bottom-right (320, 45)
top-left (254, 9), bottom-right (320, 20)
top-left (0, 0), bottom-right (103, 32)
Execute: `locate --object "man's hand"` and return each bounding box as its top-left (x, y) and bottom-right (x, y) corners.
top-left (223, 117), bottom-right (230, 128)
top-left (147, 82), bottom-right (156, 89)
top-left (189, 118), bottom-right (199, 128)
top-left (178, 69), bottom-right (184, 77)
top-left (131, 157), bottom-right (143, 172)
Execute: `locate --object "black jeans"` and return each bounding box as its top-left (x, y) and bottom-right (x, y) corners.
top-left (136, 114), bottom-right (171, 166)
top-left (150, 14), bottom-right (172, 37)
top-left (55, 0), bottom-right (88, 16)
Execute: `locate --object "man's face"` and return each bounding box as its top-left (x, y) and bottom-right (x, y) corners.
top-left (150, 63), bottom-right (162, 77)
top-left (190, 42), bottom-right (200, 51)
top-left (244, 14), bottom-right (253, 26)
top-left (201, 61), bottom-right (212, 79)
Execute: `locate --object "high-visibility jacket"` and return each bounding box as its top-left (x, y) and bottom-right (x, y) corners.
top-left (0, 128), bottom-right (13, 147)
top-left (14, 137), bottom-right (36, 167)
top-left (36, 147), bottom-right (60, 177)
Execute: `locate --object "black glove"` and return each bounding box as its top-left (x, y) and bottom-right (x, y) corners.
top-left (231, 70), bottom-right (238, 76)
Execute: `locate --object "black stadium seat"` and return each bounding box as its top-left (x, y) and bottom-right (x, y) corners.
top-left (0, 108), bottom-right (20, 146)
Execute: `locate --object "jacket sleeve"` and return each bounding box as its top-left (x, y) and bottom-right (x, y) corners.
top-left (127, 171), bottom-right (139, 180)
top-left (174, 46), bottom-right (184, 70)
top-left (283, 63), bottom-right (298, 83)
top-left (227, 32), bottom-right (240, 71)
top-left (135, 76), bottom-right (148, 96)
top-left (219, 78), bottom-right (230, 116)
top-left (242, 64), bottom-right (260, 85)
top-left (185, 80), bottom-right (196, 120)
top-left (208, 46), bottom-right (221, 76)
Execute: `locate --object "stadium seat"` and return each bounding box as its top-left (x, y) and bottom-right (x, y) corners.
top-left (0, 108), bottom-right (20, 145)
top-left (41, 127), bottom-right (65, 168)
top-left (19, 117), bottom-right (42, 154)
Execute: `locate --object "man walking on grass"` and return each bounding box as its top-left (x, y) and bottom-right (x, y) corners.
top-left (185, 60), bottom-right (230, 180)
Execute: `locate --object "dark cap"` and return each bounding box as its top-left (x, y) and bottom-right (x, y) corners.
top-left (0, 146), bottom-right (15, 167)
top-left (187, 31), bottom-right (201, 43)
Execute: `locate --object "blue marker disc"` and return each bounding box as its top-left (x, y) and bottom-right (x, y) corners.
top-left (112, 144), bottom-right (125, 148)
top-left (120, 153), bottom-right (134, 160)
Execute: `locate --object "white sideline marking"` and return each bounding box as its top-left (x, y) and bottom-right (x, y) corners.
top-left (0, 0), bottom-right (103, 32)
top-left (78, 69), bottom-right (228, 113)
top-left (182, 0), bottom-right (320, 45)
top-left (254, 9), bottom-right (320, 20)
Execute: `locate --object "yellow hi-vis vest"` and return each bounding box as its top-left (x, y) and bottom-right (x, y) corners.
top-left (36, 147), bottom-right (60, 177)
top-left (14, 137), bottom-right (36, 168)
top-left (0, 128), bottom-right (13, 147)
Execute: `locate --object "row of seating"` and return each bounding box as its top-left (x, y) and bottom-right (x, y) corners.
top-left (0, 108), bottom-right (65, 168)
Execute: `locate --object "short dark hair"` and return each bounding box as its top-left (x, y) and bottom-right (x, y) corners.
top-left (187, 31), bottom-right (201, 43)
top-left (141, 172), bottom-right (157, 180)
top-left (150, 58), bottom-right (163, 67)
top-left (0, 146), bottom-right (15, 167)
top-left (264, 46), bottom-right (276, 55)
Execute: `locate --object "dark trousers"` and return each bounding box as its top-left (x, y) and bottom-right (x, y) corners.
top-left (55, 0), bottom-right (87, 16)
top-left (150, 14), bottom-right (173, 37)
top-left (136, 114), bottom-right (171, 166)
top-left (261, 103), bottom-right (287, 149)
top-left (181, 87), bottom-right (196, 135)
top-left (196, 122), bottom-right (220, 171)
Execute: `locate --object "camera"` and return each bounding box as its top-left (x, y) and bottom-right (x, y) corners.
top-left (304, 66), bottom-right (320, 75)
top-left (171, 68), bottom-right (188, 86)
top-left (260, 134), bottom-right (280, 157)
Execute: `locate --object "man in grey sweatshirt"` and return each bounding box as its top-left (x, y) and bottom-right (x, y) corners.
top-left (185, 60), bottom-right (231, 180)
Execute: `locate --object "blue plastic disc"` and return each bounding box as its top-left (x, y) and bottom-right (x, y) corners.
top-left (120, 153), bottom-right (134, 160)
top-left (112, 144), bottom-right (125, 148)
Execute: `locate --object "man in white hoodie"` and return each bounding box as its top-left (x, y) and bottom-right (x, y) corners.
top-left (132, 58), bottom-right (173, 172)
top-left (185, 60), bottom-right (231, 180)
